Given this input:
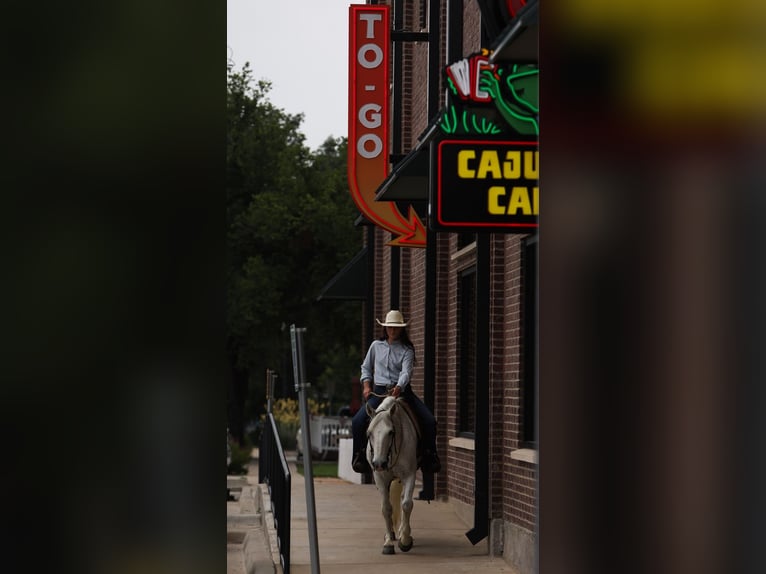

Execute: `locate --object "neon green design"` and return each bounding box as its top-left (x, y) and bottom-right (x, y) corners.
top-left (440, 106), bottom-right (458, 133)
top-left (440, 60), bottom-right (538, 136)
top-left (479, 64), bottom-right (538, 136)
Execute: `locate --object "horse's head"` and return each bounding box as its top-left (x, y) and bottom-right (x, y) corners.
top-left (366, 398), bottom-right (399, 472)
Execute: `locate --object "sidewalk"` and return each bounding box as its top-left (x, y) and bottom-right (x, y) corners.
top-left (230, 449), bottom-right (517, 574)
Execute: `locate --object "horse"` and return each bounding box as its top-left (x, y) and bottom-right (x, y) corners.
top-left (365, 396), bottom-right (419, 554)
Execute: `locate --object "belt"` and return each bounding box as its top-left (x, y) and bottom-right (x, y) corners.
top-left (374, 383), bottom-right (396, 390)
top-left (374, 383), bottom-right (411, 394)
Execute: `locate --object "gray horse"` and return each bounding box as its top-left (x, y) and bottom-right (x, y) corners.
top-left (366, 396), bottom-right (419, 554)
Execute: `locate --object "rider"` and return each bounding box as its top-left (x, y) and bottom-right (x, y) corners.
top-left (351, 310), bottom-right (441, 474)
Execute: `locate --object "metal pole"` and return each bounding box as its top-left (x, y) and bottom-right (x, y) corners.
top-left (291, 325), bottom-right (321, 574)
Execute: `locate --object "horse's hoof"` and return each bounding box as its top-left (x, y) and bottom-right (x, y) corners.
top-left (382, 545), bottom-right (395, 555)
top-left (398, 539), bottom-right (413, 552)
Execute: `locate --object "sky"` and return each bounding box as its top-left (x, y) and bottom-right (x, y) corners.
top-left (227, 0), bottom-right (366, 151)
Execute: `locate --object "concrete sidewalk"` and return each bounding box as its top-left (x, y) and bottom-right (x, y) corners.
top-left (250, 451), bottom-right (516, 574)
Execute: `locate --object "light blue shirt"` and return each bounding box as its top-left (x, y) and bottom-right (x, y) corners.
top-left (360, 339), bottom-right (414, 389)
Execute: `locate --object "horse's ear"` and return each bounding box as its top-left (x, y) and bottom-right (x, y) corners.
top-left (366, 402), bottom-right (376, 418)
top-left (389, 401), bottom-right (397, 417)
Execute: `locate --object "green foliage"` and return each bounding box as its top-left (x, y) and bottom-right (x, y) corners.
top-left (268, 397), bottom-right (327, 450)
top-left (227, 62), bottom-right (363, 437)
top-left (227, 436), bottom-right (253, 475)
top-left (271, 397), bottom-right (327, 425)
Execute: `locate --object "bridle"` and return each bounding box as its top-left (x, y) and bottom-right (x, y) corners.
top-left (368, 404), bottom-right (401, 469)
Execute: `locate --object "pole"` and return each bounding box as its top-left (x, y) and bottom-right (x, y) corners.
top-left (291, 324), bottom-right (321, 574)
top-left (266, 369), bottom-right (276, 415)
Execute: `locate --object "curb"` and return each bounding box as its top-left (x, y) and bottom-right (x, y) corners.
top-left (228, 479), bottom-right (278, 574)
top-left (243, 525), bottom-right (275, 574)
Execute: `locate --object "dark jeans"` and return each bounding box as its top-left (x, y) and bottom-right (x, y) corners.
top-left (352, 384), bottom-right (437, 455)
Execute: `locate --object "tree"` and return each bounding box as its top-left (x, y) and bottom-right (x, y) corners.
top-left (227, 63), bottom-right (362, 442)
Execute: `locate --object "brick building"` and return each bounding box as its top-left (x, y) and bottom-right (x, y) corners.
top-left (333, 1), bottom-right (538, 572)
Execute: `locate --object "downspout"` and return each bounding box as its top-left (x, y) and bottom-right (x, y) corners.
top-left (421, 227), bottom-right (437, 501)
top-left (420, 0), bottom-right (442, 502)
top-left (467, 232), bottom-right (490, 544)
top-left (389, 0), bottom-right (404, 311)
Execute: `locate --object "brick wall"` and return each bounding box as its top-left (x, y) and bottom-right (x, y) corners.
top-left (376, 226), bottom-right (390, 328)
top-left (463, 0), bottom-right (482, 53)
top-left (489, 234), bottom-right (508, 520)
top-left (500, 234), bottom-right (537, 533)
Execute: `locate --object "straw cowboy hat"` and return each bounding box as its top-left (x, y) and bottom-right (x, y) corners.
top-left (376, 310), bottom-right (408, 327)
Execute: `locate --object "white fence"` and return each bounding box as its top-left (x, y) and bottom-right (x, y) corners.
top-left (297, 415), bottom-right (353, 459)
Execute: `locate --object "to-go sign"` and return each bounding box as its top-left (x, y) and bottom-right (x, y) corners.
top-left (347, 5), bottom-right (426, 247)
top-left (349, 5), bottom-right (388, 161)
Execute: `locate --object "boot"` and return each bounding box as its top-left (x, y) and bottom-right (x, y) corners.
top-left (352, 449), bottom-right (371, 473)
top-left (421, 449), bottom-right (441, 473)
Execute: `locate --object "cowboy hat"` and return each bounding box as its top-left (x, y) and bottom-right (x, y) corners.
top-left (376, 310), bottom-right (408, 327)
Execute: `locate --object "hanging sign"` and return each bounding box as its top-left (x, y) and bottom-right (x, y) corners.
top-left (432, 139), bottom-right (538, 232)
top-left (348, 5), bottom-right (426, 247)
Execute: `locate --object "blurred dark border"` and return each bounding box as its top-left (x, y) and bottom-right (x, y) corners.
top-left (2, 2), bottom-right (224, 572)
top-left (539, 1), bottom-right (766, 573)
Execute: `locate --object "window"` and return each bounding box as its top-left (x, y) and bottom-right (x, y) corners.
top-left (458, 266), bottom-right (477, 436)
top-left (522, 235), bottom-right (538, 447)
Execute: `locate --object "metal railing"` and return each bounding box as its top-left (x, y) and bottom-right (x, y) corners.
top-left (259, 412), bottom-right (291, 573)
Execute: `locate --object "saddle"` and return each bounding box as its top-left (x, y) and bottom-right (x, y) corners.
top-left (391, 398), bottom-right (439, 472)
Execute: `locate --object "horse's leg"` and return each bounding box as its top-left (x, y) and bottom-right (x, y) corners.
top-left (389, 478), bottom-right (402, 536)
top-left (397, 473), bottom-right (416, 552)
top-left (377, 475), bottom-right (396, 554)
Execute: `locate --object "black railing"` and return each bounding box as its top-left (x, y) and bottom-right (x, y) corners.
top-left (259, 413), bottom-right (291, 573)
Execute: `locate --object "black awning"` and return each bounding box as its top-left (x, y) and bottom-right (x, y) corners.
top-left (354, 212), bottom-right (375, 227)
top-left (489, 0), bottom-right (539, 64)
top-left (374, 119), bottom-right (441, 202)
top-left (374, 145), bottom-right (430, 201)
top-left (315, 247), bottom-right (367, 302)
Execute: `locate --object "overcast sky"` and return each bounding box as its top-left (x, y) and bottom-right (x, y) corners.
top-left (227, 0), bottom-right (366, 151)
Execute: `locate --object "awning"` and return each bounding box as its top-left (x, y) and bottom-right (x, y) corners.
top-left (374, 119), bottom-right (441, 202)
top-left (489, 0), bottom-right (538, 64)
top-left (354, 213), bottom-right (374, 227)
top-left (315, 247), bottom-right (367, 302)
top-left (374, 146), bottom-right (430, 201)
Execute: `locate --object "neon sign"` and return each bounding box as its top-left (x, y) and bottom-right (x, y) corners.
top-left (441, 52), bottom-right (538, 138)
top-left (348, 5), bottom-right (426, 247)
top-left (432, 140), bottom-right (538, 231)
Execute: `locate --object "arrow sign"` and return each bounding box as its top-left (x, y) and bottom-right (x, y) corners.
top-left (348, 5), bottom-right (426, 248)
